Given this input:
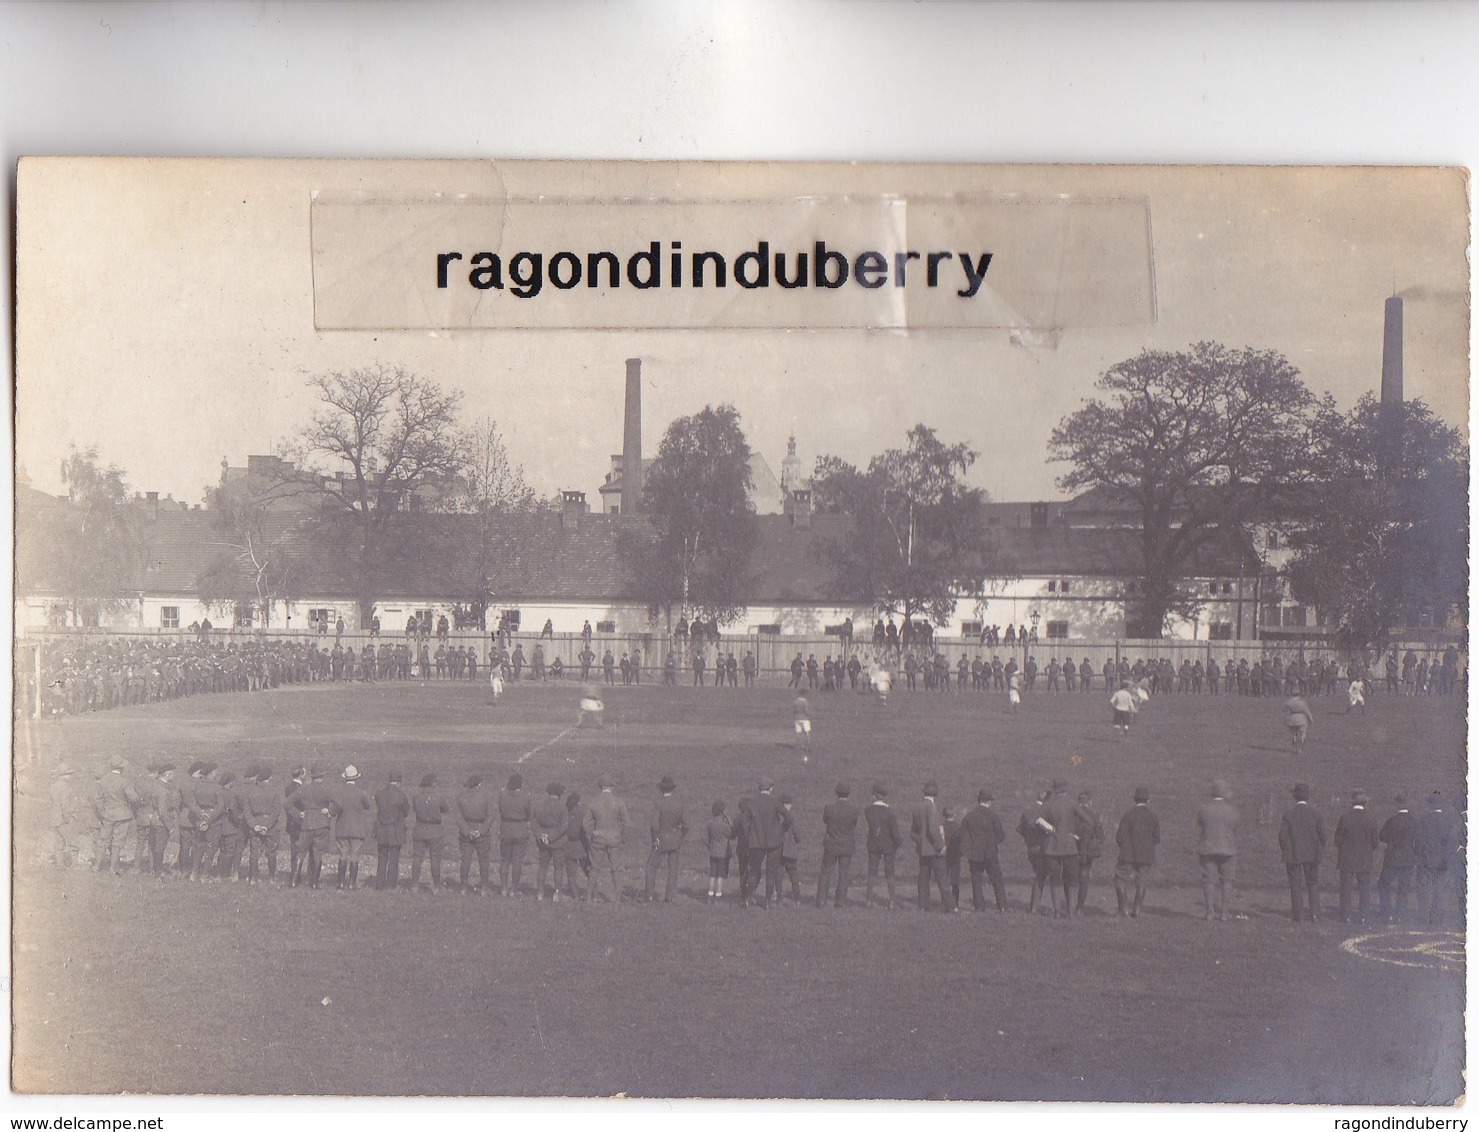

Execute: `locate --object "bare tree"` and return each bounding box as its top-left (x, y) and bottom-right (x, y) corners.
top-left (283, 365), bottom-right (465, 623)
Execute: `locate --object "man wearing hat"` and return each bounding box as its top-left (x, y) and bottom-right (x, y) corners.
top-left (454, 774), bottom-right (495, 894)
top-left (213, 770), bottom-right (247, 881)
top-left (187, 763), bottom-right (225, 882)
top-left (864, 783), bottom-right (902, 909)
top-left (46, 761), bottom-right (83, 870)
top-left (288, 765), bottom-right (336, 888)
top-left (283, 766), bottom-right (307, 881)
top-left (816, 781), bottom-right (861, 908)
top-left (1334, 789), bottom-right (1380, 924)
top-left (1414, 791), bottom-right (1458, 926)
top-left (586, 775), bottom-right (630, 902)
top-left (1377, 793), bottom-right (1417, 923)
top-left (1195, 778), bottom-right (1239, 921)
top-left (532, 783), bottom-right (568, 900)
top-left (373, 770), bottom-right (411, 891)
top-left (243, 766), bottom-right (283, 885)
top-left (740, 776), bottom-right (785, 908)
top-left (1073, 789), bottom-right (1107, 915)
top-left (136, 762), bottom-right (179, 876)
top-left (1277, 782), bottom-right (1327, 922)
top-left (92, 755), bottom-right (140, 875)
top-left (1114, 786), bottom-right (1161, 917)
top-left (411, 773), bottom-right (450, 892)
top-left (645, 775), bottom-right (688, 903)
top-left (1041, 778), bottom-right (1079, 918)
top-left (910, 780), bottom-right (954, 912)
top-left (498, 773), bottom-right (532, 896)
top-left (959, 789), bottom-right (1008, 912)
top-left (331, 765), bottom-right (374, 890)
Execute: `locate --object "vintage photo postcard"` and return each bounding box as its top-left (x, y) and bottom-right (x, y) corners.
top-left (11, 158), bottom-right (1468, 1101)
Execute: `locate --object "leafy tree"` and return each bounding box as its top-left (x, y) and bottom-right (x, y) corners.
top-left (17, 446), bottom-right (141, 625)
top-left (425, 416), bottom-right (539, 628)
top-left (618, 404), bottom-right (759, 626)
top-left (1049, 343), bottom-right (1316, 637)
top-left (811, 425), bottom-right (1004, 628)
top-left (281, 365), bottom-right (465, 624)
top-left (1285, 394), bottom-right (1468, 648)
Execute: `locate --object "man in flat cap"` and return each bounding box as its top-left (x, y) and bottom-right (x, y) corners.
top-left (1278, 782), bottom-right (1327, 922)
top-left (136, 761), bottom-right (179, 876)
top-left (289, 764), bottom-right (336, 888)
top-left (532, 782), bottom-right (568, 901)
top-left (1415, 791), bottom-right (1458, 926)
top-left (243, 765), bottom-right (282, 885)
top-left (1334, 789), bottom-right (1380, 924)
top-left (740, 776), bottom-right (785, 908)
top-left (586, 775), bottom-right (630, 903)
top-left (1041, 778), bottom-right (1079, 918)
top-left (498, 772), bottom-right (531, 896)
top-left (1378, 793), bottom-right (1417, 923)
top-left (410, 773), bottom-right (450, 893)
top-left (864, 782), bottom-right (902, 909)
top-left (816, 781), bottom-right (860, 908)
top-left (373, 770), bottom-right (410, 891)
top-left (92, 754), bottom-right (139, 875)
top-left (911, 780), bottom-right (954, 912)
top-left (959, 789), bottom-right (1008, 912)
top-left (645, 775), bottom-right (687, 903)
top-left (1114, 786), bottom-right (1160, 917)
top-left (455, 773), bottom-right (494, 894)
top-left (188, 763), bottom-right (224, 882)
top-left (1195, 778), bottom-right (1239, 921)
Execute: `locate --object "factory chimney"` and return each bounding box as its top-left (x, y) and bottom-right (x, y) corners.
top-left (1380, 295), bottom-right (1404, 478)
top-left (622, 358), bottom-right (642, 515)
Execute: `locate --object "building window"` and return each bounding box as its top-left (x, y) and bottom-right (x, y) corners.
top-left (1060, 580), bottom-right (1070, 594)
top-left (1046, 620), bottom-right (1070, 639)
top-left (595, 620), bottom-right (616, 634)
top-left (308, 608), bottom-right (332, 628)
top-left (1209, 621), bottom-right (1234, 640)
top-left (1282, 605), bottom-right (1308, 628)
top-left (234, 605), bottom-right (254, 628)
top-left (960, 620), bottom-right (983, 637)
top-left (756, 623), bottom-right (782, 635)
top-left (498, 609), bottom-right (522, 632)
top-left (1047, 580), bottom-right (1057, 593)
top-left (161, 606), bottom-right (180, 629)
top-left (1267, 531), bottom-right (1281, 550)
top-left (1222, 582), bottom-right (1233, 595)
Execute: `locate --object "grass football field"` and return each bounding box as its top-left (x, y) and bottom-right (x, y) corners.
top-left (11, 675), bottom-right (1467, 1101)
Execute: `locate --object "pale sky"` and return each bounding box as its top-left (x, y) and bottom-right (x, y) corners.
top-left (16, 160), bottom-right (1468, 507)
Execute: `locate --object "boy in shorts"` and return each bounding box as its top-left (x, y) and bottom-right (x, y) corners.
top-left (1110, 681), bottom-right (1138, 740)
top-left (794, 694), bottom-right (812, 750)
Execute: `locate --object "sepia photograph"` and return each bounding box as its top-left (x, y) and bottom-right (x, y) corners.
top-left (9, 156), bottom-right (1468, 1103)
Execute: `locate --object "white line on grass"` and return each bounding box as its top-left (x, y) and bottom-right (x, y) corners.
top-left (518, 726), bottom-right (576, 763)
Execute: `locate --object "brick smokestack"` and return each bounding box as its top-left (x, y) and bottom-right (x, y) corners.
top-left (623, 358), bottom-right (642, 515)
top-left (1380, 296), bottom-right (1403, 478)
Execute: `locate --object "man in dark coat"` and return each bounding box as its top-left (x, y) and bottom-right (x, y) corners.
top-left (1041, 778), bottom-right (1079, 918)
top-left (740, 777), bottom-right (784, 907)
top-left (372, 771), bottom-right (410, 890)
top-left (959, 789), bottom-right (1008, 912)
top-left (455, 774), bottom-right (494, 894)
top-left (644, 775), bottom-right (687, 903)
top-left (410, 773), bottom-right (450, 892)
top-left (288, 764), bottom-right (336, 889)
top-left (498, 773), bottom-right (532, 896)
top-left (242, 766), bottom-right (282, 885)
top-left (1018, 790), bottom-right (1052, 914)
top-left (1334, 788), bottom-right (1380, 923)
top-left (816, 781), bottom-right (860, 908)
top-left (910, 780), bottom-right (954, 912)
top-left (1415, 791), bottom-right (1458, 926)
top-left (864, 782), bottom-right (902, 909)
top-left (1114, 786), bottom-right (1161, 917)
top-left (1378, 793), bottom-right (1417, 923)
top-left (1278, 782), bottom-right (1328, 922)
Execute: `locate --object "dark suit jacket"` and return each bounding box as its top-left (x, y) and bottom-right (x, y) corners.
top-left (958, 805), bottom-right (1006, 864)
top-left (746, 791), bottom-right (785, 851)
top-left (910, 797), bottom-right (946, 858)
top-left (864, 801), bottom-right (902, 854)
top-left (1115, 804), bottom-right (1160, 866)
top-left (650, 793), bottom-right (687, 851)
top-left (1278, 802), bottom-right (1327, 866)
top-left (373, 785), bottom-right (410, 846)
top-left (1414, 809), bottom-right (1456, 870)
top-left (822, 798), bottom-right (861, 855)
top-left (1334, 805), bottom-right (1380, 872)
top-left (1379, 809), bottom-right (1417, 869)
